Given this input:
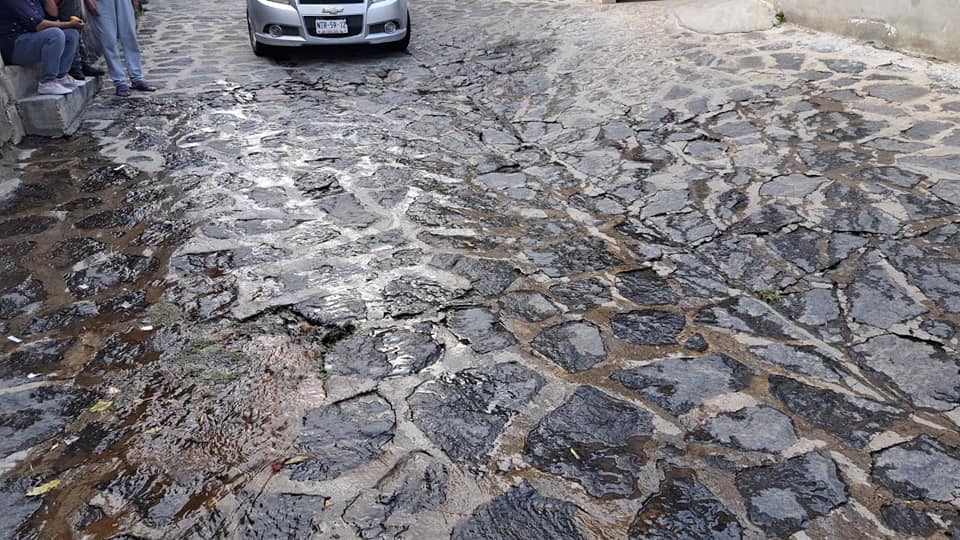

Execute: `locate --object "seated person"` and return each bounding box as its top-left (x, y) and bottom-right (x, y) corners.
top-left (52, 0), bottom-right (104, 80)
top-left (0, 0), bottom-right (85, 95)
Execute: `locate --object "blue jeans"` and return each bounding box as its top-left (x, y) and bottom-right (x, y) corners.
top-left (92, 0), bottom-right (143, 86)
top-left (11, 28), bottom-right (80, 83)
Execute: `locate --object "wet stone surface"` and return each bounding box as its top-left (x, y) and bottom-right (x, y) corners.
top-left (524, 386), bottom-right (655, 499)
top-left (611, 309), bottom-right (686, 346)
top-left (408, 362), bottom-right (543, 464)
top-left (736, 452), bottom-right (848, 537)
top-left (288, 393), bottom-right (396, 481)
top-left (3, 0), bottom-right (960, 537)
top-left (629, 468), bottom-right (744, 540)
top-left (769, 375), bottom-right (906, 448)
top-left (872, 436), bottom-right (960, 502)
top-left (694, 405), bottom-right (799, 453)
top-left (451, 482), bottom-right (589, 540)
top-left (531, 321), bottom-right (607, 373)
top-left (612, 354), bottom-right (752, 415)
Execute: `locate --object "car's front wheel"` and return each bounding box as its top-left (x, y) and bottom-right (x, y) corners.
top-left (247, 11), bottom-right (271, 57)
top-left (388, 12), bottom-right (411, 52)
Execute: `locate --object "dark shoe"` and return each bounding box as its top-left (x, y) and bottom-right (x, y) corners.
top-left (81, 64), bottom-right (106, 77)
top-left (68, 69), bottom-right (86, 81)
top-left (116, 83), bottom-right (131, 97)
top-left (131, 79), bottom-right (157, 92)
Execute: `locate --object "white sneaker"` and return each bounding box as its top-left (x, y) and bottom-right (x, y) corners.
top-left (55, 74), bottom-right (79, 87)
top-left (37, 81), bottom-right (73, 95)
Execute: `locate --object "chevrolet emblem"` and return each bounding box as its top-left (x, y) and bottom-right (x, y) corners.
top-left (322, 7), bottom-right (344, 14)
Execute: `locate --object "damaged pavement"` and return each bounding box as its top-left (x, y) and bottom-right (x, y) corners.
top-left (2, 0), bottom-right (960, 537)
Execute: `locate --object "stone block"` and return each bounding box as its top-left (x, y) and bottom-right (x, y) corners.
top-left (3, 64), bottom-right (43, 100)
top-left (16, 77), bottom-right (100, 137)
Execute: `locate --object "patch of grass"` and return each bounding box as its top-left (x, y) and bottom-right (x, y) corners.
top-left (758, 290), bottom-right (784, 304)
top-left (147, 302), bottom-right (182, 326)
top-left (775, 11), bottom-right (786, 24)
top-left (170, 338), bottom-right (251, 365)
top-left (198, 370), bottom-right (243, 385)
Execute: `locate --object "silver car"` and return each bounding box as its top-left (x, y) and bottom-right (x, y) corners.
top-left (246, 0), bottom-right (410, 56)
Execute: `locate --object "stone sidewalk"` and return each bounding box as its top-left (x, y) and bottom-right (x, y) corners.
top-left (1, 0), bottom-right (959, 538)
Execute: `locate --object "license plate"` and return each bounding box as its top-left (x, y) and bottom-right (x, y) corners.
top-left (316, 19), bottom-right (348, 34)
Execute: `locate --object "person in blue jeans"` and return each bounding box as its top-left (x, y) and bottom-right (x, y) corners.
top-left (85, 0), bottom-right (155, 96)
top-left (0, 0), bottom-right (85, 95)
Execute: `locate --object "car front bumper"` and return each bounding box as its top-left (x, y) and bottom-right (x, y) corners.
top-left (249, 0), bottom-right (408, 46)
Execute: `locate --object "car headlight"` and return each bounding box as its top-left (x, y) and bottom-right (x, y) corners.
top-left (369, 0), bottom-right (389, 3)
top-left (263, 0), bottom-right (292, 4)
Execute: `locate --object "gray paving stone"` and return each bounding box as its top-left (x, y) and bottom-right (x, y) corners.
top-left (325, 325), bottom-right (442, 379)
top-left (736, 452), bottom-right (848, 537)
top-left (446, 306), bottom-right (517, 354)
top-left (849, 263), bottom-right (927, 329)
top-left (751, 344), bottom-right (845, 383)
top-left (851, 335), bottom-right (960, 411)
top-left (770, 375), bottom-right (906, 448)
top-left (759, 174), bottom-right (825, 198)
top-left (628, 468), bottom-right (744, 540)
top-left (611, 309), bottom-right (686, 346)
top-left (694, 405), bottom-right (798, 453)
top-left (549, 278), bottom-right (612, 312)
top-left (525, 237), bottom-right (621, 278)
top-left (289, 392), bottom-right (396, 481)
top-left (866, 84), bottom-right (930, 102)
top-left (408, 362), bottom-right (543, 464)
top-left (615, 268), bottom-right (679, 305)
top-left (930, 179), bottom-right (960, 206)
top-left (499, 291), bottom-right (560, 322)
top-left (882, 242), bottom-right (960, 313)
top-left (872, 436), bottom-right (960, 502)
top-left (880, 504), bottom-right (938, 537)
top-left (612, 354), bottom-right (752, 414)
top-left (531, 321), bottom-right (607, 373)
top-left (524, 386), bottom-right (655, 498)
top-left (696, 297), bottom-right (807, 340)
top-left (451, 482), bottom-right (588, 540)
top-left (342, 452), bottom-right (449, 538)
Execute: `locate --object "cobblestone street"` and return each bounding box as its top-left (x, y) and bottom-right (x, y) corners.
top-left (2, 0), bottom-right (960, 537)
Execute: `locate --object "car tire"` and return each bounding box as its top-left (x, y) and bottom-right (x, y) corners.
top-left (247, 11), bottom-right (271, 57)
top-left (389, 12), bottom-right (411, 52)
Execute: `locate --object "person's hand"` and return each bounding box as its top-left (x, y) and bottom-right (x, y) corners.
top-left (132, 0), bottom-right (140, 10)
top-left (85, 0), bottom-right (99, 16)
top-left (67, 15), bottom-right (85, 28)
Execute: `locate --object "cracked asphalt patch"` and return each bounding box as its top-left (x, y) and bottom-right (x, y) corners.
top-left (1, 0), bottom-right (960, 537)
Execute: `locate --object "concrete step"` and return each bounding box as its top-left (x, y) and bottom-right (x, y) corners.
top-left (3, 64), bottom-right (44, 100)
top-left (16, 77), bottom-right (100, 137)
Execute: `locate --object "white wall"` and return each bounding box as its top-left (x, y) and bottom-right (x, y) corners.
top-left (776, 0), bottom-right (960, 63)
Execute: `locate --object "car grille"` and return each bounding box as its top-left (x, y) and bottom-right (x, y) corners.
top-left (304, 15), bottom-right (364, 37)
top-left (300, 0), bottom-right (364, 4)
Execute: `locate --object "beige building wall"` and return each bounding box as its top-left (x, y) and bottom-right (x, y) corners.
top-left (776, 0), bottom-right (960, 63)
